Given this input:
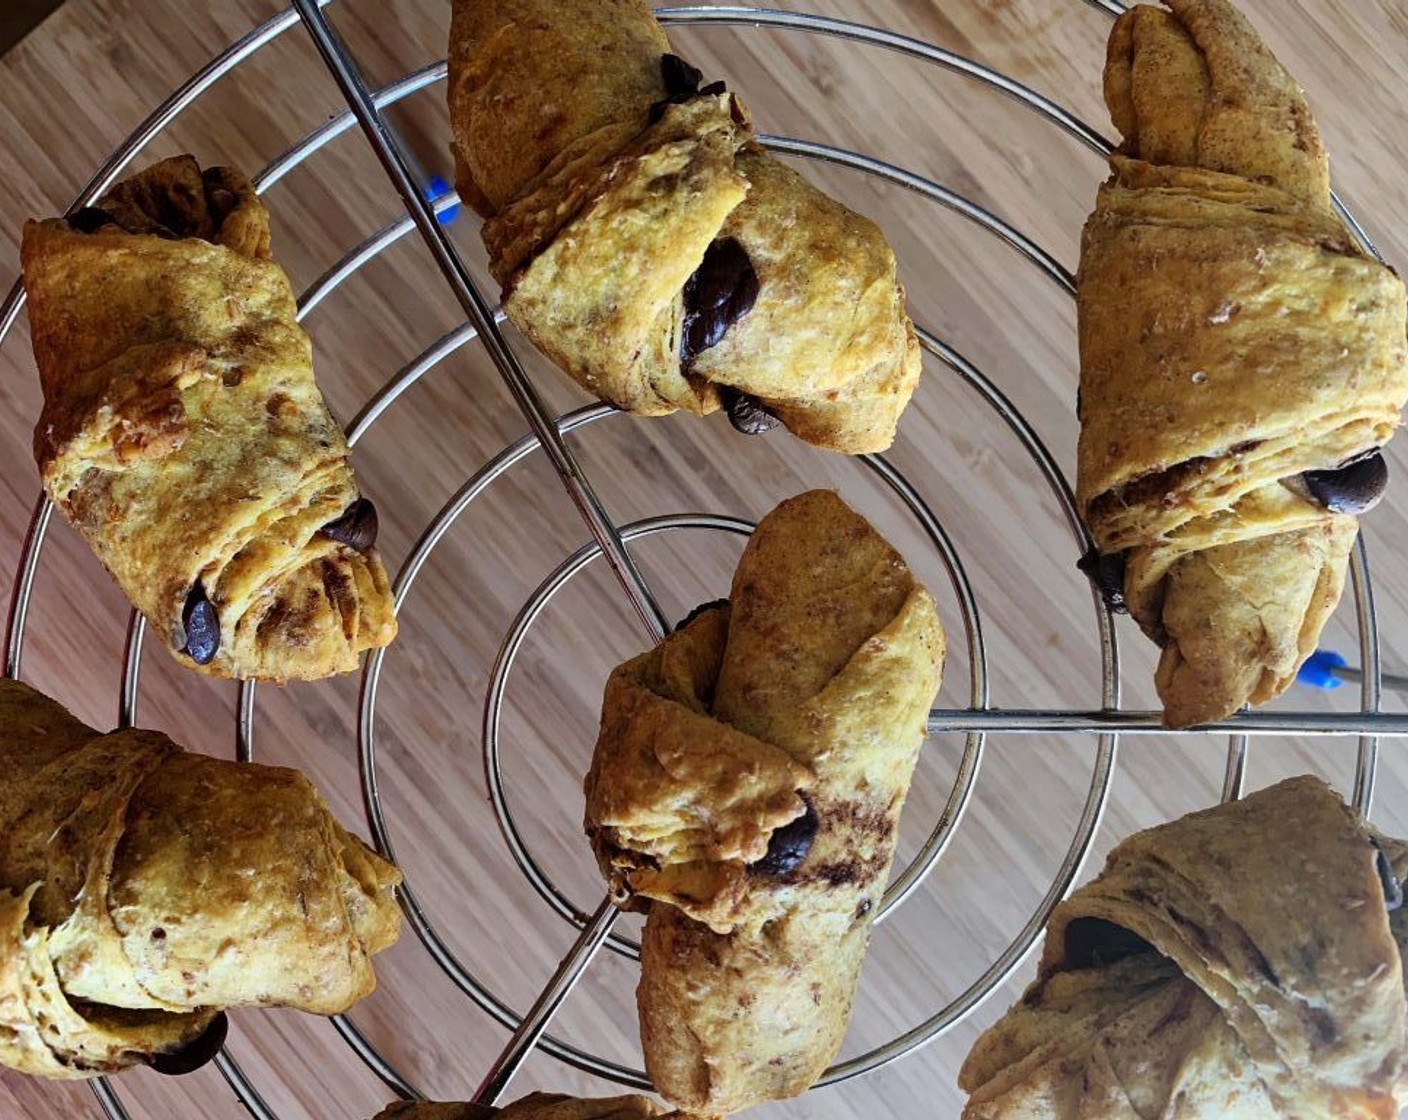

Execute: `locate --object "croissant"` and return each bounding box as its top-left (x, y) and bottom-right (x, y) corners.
top-left (371, 1092), bottom-right (663, 1120)
top-left (1075, 0), bottom-right (1408, 727)
top-left (0, 678), bottom-right (402, 1079)
top-left (585, 490), bottom-right (945, 1114)
top-left (448, 0), bottom-right (921, 454)
top-left (20, 155), bottom-right (397, 682)
top-left (958, 776), bottom-right (1408, 1119)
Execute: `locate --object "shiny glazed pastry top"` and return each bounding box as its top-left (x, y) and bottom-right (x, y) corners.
top-left (1075, 0), bottom-right (1408, 727)
top-left (448, 0), bottom-right (921, 454)
top-left (21, 155), bottom-right (397, 682)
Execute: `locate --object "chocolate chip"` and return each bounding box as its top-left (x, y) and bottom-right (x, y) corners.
top-left (148, 1011), bottom-right (227, 1076)
top-left (721, 387), bottom-right (779, 435)
top-left (318, 497), bottom-right (379, 553)
top-left (66, 207), bottom-right (118, 234)
top-left (750, 796), bottom-right (818, 876)
top-left (1063, 917), bottom-right (1153, 968)
top-left (180, 584), bottom-right (220, 666)
top-left (681, 238), bottom-right (760, 365)
top-left (649, 55), bottom-right (727, 123)
top-left (1077, 548), bottom-right (1128, 614)
top-left (1299, 450), bottom-right (1388, 515)
top-left (661, 54), bottom-right (703, 98)
top-left (673, 597), bottom-right (729, 633)
top-left (1372, 839), bottom-right (1403, 912)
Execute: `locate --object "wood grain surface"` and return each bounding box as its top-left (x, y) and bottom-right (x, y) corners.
top-left (2, 2), bottom-right (1408, 1119)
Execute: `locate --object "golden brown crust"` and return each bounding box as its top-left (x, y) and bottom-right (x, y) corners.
top-left (585, 605), bottom-right (814, 933)
top-left (488, 94), bottom-right (750, 417)
top-left (0, 678), bottom-right (401, 1079)
top-left (446, 0), bottom-right (670, 218)
top-left (586, 490), bottom-right (944, 1114)
top-left (448, 0), bottom-right (921, 454)
top-left (959, 777), bottom-right (1407, 1119)
top-left (1075, 0), bottom-right (1408, 726)
top-left (21, 155), bottom-right (397, 681)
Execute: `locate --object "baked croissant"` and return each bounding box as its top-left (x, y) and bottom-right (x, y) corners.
top-left (1075, 0), bottom-right (1408, 727)
top-left (20, 155), bottom-right (397, 682)
top-left (585, 490), bottom-right (945, 1114)
top-left (372, 1092), bottom-right (663, 1120)
top-left (0, 677), bottom-right (402, 1079)
top-left (958, 776), bottom-right (1408, 1119)
top-left (448, 0), bottom-right (921, 454)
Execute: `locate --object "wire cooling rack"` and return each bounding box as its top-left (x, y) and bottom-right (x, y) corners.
top-left (1, 3), bottom-right (1404, 1118)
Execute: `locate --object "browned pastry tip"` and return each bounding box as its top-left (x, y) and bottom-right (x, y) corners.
top-left (447, 0), bottom-right (671, 218)
top-left (1105, 0), bottom-right (1329, 202)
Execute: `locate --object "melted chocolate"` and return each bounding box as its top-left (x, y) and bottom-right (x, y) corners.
top-left (180, 583), bottom-right (220, 666)
top-left (672, 597), bottom-right (730, 634)
top-left (681, 238), bottom-right (759, 364)
top-left (148, 1012), bottom-right (228, 1076)
top-left (1087, 457), bottom-right (1215, 525)
top-left (1372, 838), bottom-right (1404, 913)
top-left (319, 497), bottom-right (379, 553)
top-left (66, 207), bottom-right (117, 234)
top-left (750, 796), bottom-right (818, 877)
top-left (1077, 548), bottom-right (1129, 614)
top-left (650, 54), bottom-right (728, 123)
top-left (1063, 917), bottom-right (1154, 969)
top-left (661, 53), bottom-right (703, 97)
top-left (1299, 450), bottom-right (1388, 515)
top-left (721, 387), bottom-right (779, 436)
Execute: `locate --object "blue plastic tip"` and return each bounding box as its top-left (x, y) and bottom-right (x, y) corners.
top-left (424, 175), bottom-right (461, 226)
top-left (1298, 648), bottom-right (1348, 690)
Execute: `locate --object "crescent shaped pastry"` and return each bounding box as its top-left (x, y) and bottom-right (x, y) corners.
top-left (959, 776), bottom-right (1408, 1119)
top-left (448, 0), bottom-right (921, 454)
top-left (20, 155), bottom-right (397, 681)
top-left (1075, 0), bottom-right (1408, 727)
top-left (0, 678), bottom-right (401, 1079)
top-left (585, 490), bottom-right (944, 1114)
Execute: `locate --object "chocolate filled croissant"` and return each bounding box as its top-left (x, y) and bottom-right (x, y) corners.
top-left (0, 678), bottom-right (401, 1078)
top-left (585, 490), bottom-right (945, 1113)
top-left (448, 0), bottom-right (921, 454)
top-left (958, 776), bottom-right (1408, 1119)
top-left (1075, 0), bottom-right (1408, 727)
top-left (371, 1092), bottom-right (663, 1120)
top-left (20, 155), bottom-right (397, 681)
